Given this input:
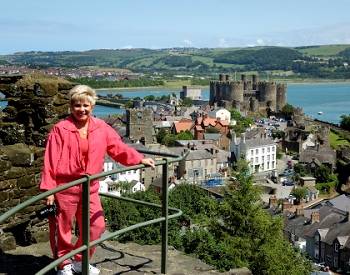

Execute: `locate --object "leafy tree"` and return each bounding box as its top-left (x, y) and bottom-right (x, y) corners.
top-left (340, 114), bottom-right (350, 131)
top-left (276, 145), bottom-right (283, 159)
top-left (163, 134), bottom-right (176, 146)
top-left (190, 158), bottom-right (313, 274)
top-left (176, 130), bottom-right (193, 140)
top-left (124, 100), bottom-right (133, 108)
top-left (290, 186), bottom-right (308, 204)
top-left (293, 163), bottom-right (307, 176)
top-left (229, 109), bottom-right (242, 121)
top-left (181, 97), bottom-right (194, 107)
top-left (156, 128), bottom-right (166, 143)
top-left (281, 103), bottom-right (294, 119)
top-left (314, 164), bottom-right (331, 183)
top-left (206, 126), bottom-right (220, 133)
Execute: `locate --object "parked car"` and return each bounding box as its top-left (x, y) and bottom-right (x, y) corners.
top-left (279, 173), bottom-right (288, 177)
top-left (287, 160), bottom-right (292, 166)
top-left (283, 181), bottom-right (294, 186)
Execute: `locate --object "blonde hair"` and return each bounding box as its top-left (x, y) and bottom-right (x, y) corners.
top-left (69, 85), bottom-right (98, 106)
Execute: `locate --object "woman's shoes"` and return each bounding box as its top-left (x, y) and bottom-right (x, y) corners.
top-left (72, 260), bottom-right (100, 275)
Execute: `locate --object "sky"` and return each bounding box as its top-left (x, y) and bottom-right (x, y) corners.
top-left (1, 0), bottom-right (350, 55)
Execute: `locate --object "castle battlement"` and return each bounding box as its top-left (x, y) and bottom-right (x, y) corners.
top-left (209, 74), bottom-right (287, 112)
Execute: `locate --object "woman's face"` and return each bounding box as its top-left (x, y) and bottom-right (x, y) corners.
top-left (71, 99), bottom-right (94, 123)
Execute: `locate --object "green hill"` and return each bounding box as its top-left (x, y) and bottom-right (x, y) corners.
top-left (1, 45), bottom-right (350, 80)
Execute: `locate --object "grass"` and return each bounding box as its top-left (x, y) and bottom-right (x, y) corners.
top-left (330, 131), bottom-right (350, 148)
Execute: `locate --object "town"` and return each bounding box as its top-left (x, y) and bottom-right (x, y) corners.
top-left (1, 72), bottom-right (350, 274)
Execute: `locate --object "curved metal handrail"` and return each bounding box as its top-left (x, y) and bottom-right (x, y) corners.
top-left (0, 150), bottom-right (183, 275)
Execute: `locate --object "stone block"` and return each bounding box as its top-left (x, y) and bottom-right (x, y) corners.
top-left (1, 144), bottom-right (34, 166)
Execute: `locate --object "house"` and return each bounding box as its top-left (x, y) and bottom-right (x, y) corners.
top-left (168, 146), bottom-right (217, 182)
top-left (299, 145), bottom-right (336, 174)
top-left (173, 118), bottom-right (194, 135)
top-left (194, 113), bottom-right (229, 140)
top-left (230, 132), bottom-right (277, 174)
top-left (206, 106), bottom-right (234, 125)
top-left (203, 133), bottom-right (230, 150)
top-left (280, 195), bottom-right (350, 274)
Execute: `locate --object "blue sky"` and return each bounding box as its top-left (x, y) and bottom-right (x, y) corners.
top-left (1, 0), bottom-right (350, 55)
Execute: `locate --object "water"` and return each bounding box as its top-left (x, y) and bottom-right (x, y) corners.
top-left (1, 84), bottom-right (349, 123)
top-left (287, 83), bottom-right (350, 125)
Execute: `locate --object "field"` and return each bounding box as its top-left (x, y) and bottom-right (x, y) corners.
top-left (330, 131), bottom-right (350, 148)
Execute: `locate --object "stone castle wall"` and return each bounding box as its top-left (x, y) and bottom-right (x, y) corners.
top-left (0, 73), bottom-right (75, 251)
top-left (209, 73), bottom-right (287, 112)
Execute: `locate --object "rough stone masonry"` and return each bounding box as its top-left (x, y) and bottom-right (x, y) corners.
top-left (0, 72), bottom-right (75, 251)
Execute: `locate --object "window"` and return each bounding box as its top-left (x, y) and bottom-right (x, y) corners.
top-left (255, 149), bottom-right (258, 154)
top-left (211, 159), bottom-right (214, 165)
top-left (262, 148), bottom-right (265, 153)
top-left (205, 159), bottom-right (208, 166)
top-left (267, 155), bottom-right (270, 161)
top-left (314, 248), bottom-right (319, 260)
top-left (335, 243), bottom-right (339, 252)
top-left (255, 157), bottom-right (258, 163)
top-left (262, 156), bottom-right (265, 162)
top-left (315, 235), bottom-right (320, 243)
top-left (272, 146), bottom-right (275, 152)
top-left (198, 160), bottom-right (201, 166)
top-left (267, 147), bottom-right (270, 153)
top-left (250, 149), bottom-right (254, 155)
top-left (191, 161), bottom-right (193, 168)
top-left (327, 254), bottom-right (332, 262)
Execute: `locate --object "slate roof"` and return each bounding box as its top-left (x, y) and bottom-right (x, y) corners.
top-left (244, 138), bottom-right (276, 148)
top-left (183, 149), bottom-right (216, 161)
top-left (299, 146), bottom-right (336, 165)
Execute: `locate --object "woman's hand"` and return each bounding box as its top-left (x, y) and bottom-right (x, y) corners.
top-left (45, 194), bottom-right (55, 205)
top-left (140, 158), bottom-right (155, 169)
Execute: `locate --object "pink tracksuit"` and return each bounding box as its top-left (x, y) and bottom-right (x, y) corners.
top-left (40, 115), bottom-right (144, 267)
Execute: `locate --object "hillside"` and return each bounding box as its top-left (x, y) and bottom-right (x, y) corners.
top-left (1, 45), bottom-right (350, 79)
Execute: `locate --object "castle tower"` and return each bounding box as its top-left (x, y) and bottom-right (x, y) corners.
top-left (126, 108), bottom-right (154, 144)
top-left (230, 81), bottom-right (244, 109)
top-left (219, 73), bottom-right (225, 82)
top-left (252, 74), bottom-right (259, 90)
top-left (276, 83), bottom-right (287, 111)
top-left (225, 74), bottom-right (231, 82)
top-left (261, 82), bottom-right (277, 111)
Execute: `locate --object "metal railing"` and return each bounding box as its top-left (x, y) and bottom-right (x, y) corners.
top-left (0, 150), bottom-right (182, 274)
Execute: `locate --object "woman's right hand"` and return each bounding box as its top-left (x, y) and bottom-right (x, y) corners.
top-left (45, 195), bottom-right (55, 205)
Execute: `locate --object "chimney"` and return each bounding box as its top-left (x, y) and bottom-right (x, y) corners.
top-left (311, 211), bottom-right (320, 224)
top-left (269, 195), bottom-right (277, 207)
top-left (282, 199), bottom-right (291, 212)
top-left (216, 117), bottom-right (221, 122)
top-left (296, 206), bottom-right (304, 217)
top-left (241, 133), bottom-right (246, 144)
top-left (232, 131), bottom-right (236, 143)
top-left (204, 113), bottom-right (208, 119)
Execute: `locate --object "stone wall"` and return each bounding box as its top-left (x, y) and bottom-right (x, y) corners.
top-left (0, 73), bottom-right (75, 251)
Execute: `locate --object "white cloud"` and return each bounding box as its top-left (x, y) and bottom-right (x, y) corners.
top-left (256, 39), bottom-right (264, 46)
top-left (122, 45), bottom-right (133, 49)
top-left (182, 39), bottom-right (195, 47)
top-left (218, 38), bottom-right (229, 48)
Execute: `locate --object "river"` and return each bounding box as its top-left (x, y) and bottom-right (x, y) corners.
top-left (1, 83), bottom-right (349, 124)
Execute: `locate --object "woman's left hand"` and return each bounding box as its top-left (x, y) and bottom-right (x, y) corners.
top-left (140, 158), bottom-right (155, 169)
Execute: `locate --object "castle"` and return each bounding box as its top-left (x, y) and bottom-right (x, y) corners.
top-left (209, 74), bottom-right (287, 112)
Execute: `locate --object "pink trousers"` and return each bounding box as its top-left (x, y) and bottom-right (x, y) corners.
top-left (49, 182), bottom-right (105, 269)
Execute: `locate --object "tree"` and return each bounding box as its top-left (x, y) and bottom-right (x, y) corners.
top-left (281, 103), bottom-right (294, 119)
top-left (314, 164), bottom-right (331, 183)
top-left (206, 126), bottom-right (220, 133)
top-left (193, 158), bottom-right (313, 274)
top-left (293, 163), bottom-right (307, 176)
top-left (181, 97), bottom-right (194, 107)
top-left (340, 114), bottom-right (350, 131)
top-left (229, 109), bottom-right (242, 121)
top-left (156, 128), bottom-right (166, 143)
top-left (290, 186), bottom-right (308, 205)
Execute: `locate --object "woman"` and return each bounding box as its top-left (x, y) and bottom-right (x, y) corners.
top-left (40, 85), bottom-right (155, 275)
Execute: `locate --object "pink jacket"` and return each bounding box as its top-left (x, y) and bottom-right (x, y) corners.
top-left (39, 115), bottom-right (144, 191)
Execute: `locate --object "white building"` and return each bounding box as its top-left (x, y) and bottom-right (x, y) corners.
top-left (230, 133), bottom-right (277, 174)
top-left (206, 106), bottom-right (235, 125)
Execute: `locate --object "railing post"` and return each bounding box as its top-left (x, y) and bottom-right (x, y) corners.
top-left (82, 175), bottom-right (91, 275)
top-left (161, 158), bottom-right (169, 274)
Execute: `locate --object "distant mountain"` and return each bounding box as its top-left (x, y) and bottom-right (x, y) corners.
top-left (1, 45), bottom-right (350, 79)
